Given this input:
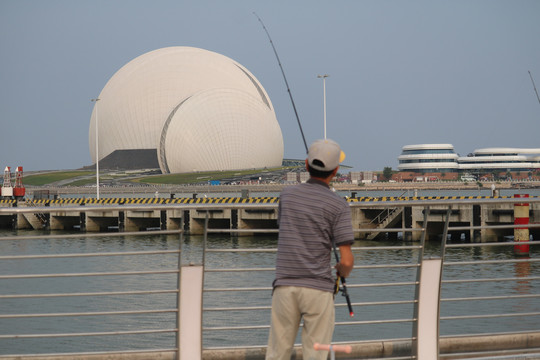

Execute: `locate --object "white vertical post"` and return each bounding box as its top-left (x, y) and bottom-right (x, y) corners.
top-left (317, 74), bottom-right (329, 139)
top-left (179, 264), bottom-right (203, 360)
top-left (417, 258), bottom-right (442, 360)
top-left (91, 98), bottom-right (100, 199)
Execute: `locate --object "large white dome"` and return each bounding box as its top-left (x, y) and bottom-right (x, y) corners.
top-left (89, 46), bottom-right (284, 173)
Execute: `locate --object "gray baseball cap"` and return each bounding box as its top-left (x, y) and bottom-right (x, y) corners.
top-left (307, 139), bottom-right (346, 171)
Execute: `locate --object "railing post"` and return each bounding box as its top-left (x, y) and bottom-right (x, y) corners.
top-left (178, 264), bottom-right (204, 360)
top-left (413, 206), bottom-right (448, 360)
top-left (412, 206), bottom-right (429, 355)
top-left (176, 217), bottom-right (183, 359)
top-left (416, 258), bottom-right (442, 360)
top-left (178, 213), bottom-right (206, 360)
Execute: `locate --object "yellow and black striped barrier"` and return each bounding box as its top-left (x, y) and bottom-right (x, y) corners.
top-left (29, 197), bottom-right (281, 206)
top-left (18, 195), bottom-right (535, 207)
top-left (347, 195), bottom-right (516, 202)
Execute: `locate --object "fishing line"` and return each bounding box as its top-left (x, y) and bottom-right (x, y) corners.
top-left (254, 13), bottom-right (353, 317)
top-left (253, 12), bottom-right (309, 153)
top-left (529, 70), bottom-right (540, 106)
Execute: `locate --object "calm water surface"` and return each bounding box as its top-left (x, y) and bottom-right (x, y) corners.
top-left (0, 229), bottom-right (538, 355)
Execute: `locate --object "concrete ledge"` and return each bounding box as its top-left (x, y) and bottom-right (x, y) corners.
top-left (2, 332), bottom-right (540, 359)
top-left (0, 352), bottom-right (177, 360)
top-left (440, 332), bottom-right (540, 359)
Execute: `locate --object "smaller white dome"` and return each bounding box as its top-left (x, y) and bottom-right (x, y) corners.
top-left (159, 88), bottom-right (283, 173)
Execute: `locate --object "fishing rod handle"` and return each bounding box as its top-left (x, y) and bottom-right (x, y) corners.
top-left (338, 275), bottom-right (354, 317)
top-left (313, 343), bottom-right (352, 353)
top-left (344, 291), bottom-right (354, 317)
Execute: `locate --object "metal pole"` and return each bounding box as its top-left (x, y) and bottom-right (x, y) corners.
top-left (176, 222), bottom-right (183, 359)
top-left (318, 74), bottom-right (329, 139)
top-left (91, 98), bottom-right (100, 199)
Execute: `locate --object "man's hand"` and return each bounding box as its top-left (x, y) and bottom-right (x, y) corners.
top-left (335, 244), bottom-right (354, 278)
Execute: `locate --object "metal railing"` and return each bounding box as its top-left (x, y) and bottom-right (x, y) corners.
top-left (199, 198), bottom-right (540, 359)
top-left (0, 222), bottom-right (184, 359)
top-left (0, 198), bottom-right (539, 359)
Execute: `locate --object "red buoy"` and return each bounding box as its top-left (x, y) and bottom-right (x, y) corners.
top-left (513, 194), bottom-right (530, 255)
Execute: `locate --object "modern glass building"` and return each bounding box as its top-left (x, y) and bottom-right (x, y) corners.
top-left (398, 144), bottom-right (459, 173)
top-left (398, 144), bottom-right (540, 177)
top-left (458, 148), bottom-right (540, 173)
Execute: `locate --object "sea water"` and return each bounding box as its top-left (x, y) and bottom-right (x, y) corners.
top-left (0, 231), bottom-right (538, 355)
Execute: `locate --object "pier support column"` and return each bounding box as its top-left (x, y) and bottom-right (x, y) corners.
top-left (50, 216), bottom-right (63, 230)
top-left (409, 207), bottom-right (424, 242)
top-left (190, 216), bottom-right (205, 235)
top-left (480, 205), bottom-right (498, 243)
top-left (166, 209), bottom-right (183, 230)
top-left (86, 216), bottom-right (101, 232)
top-left (16, 213), bottom-right (33, 230)
top-left (514, 194), bottom-right (530, 255)
top-left (124, 217), bottom-right (140, 232)
top-left (79, 212), bottom-right (86, 232)
top-left (351, 207), bottom-right (369, 240)
top-left (160, 210), bottom-right (167, 230)
top-left (237, 209), bottom-right (276, 236)
top-left (472, 205), bottom-right (481, 242)
top-left (404, 207), bottom-right (414, 241)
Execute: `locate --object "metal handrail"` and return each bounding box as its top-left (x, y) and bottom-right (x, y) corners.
top-left (0, 249), bottom-right (179, 260)
top-left (0, 218), bottom-right (184, 359)
top-left (0, 328), bottom-right (177, 339)
top-left (198, 199), bottom-right (539, 357)
top-left (0, 289), bottom-right (178, 299)
top-left (0, 269), bottom-right (179, 279)
top-left (0, 309), bottom-right (178, 319)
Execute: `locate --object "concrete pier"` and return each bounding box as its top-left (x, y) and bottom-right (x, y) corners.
top-left (1, 197), bottom-right (539, 241)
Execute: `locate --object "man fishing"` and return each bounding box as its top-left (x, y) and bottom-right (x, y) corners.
top-left (265, 139), bottom-right (355, 360)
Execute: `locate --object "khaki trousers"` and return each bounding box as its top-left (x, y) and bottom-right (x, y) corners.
top-left (266, 286), bottom-right (335, 360)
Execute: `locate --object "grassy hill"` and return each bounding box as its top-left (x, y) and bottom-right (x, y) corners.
top-left (23, 171), bottom-right (95, 186)
top-left (21, 166), bottom-right (300, 186)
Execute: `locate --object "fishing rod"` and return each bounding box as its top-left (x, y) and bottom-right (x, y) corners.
top-left (255, 13), bottom-right (354, 317)
top-left (332, 240), bottom-right (354, 317)
top-left (529, 70), bottom-right (540, 106)
top-left (253, 12), bottom-right (308, 153)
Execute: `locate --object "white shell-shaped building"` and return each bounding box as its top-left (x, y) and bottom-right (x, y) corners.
top-left (89, 47), bottom-right (284, 173)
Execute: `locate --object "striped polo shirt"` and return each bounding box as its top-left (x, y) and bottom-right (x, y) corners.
top-left (273, 178), bottom-right (354, 293)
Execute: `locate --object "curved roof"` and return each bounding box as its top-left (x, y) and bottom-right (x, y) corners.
top-left (398, 154), bottom-right (458, 160)
top-left (89, 46), bottom-right (283, 173)
top-left (472, 148), bottom-right (540, 155)
top-left (401, 144), bottom-right (455, 151)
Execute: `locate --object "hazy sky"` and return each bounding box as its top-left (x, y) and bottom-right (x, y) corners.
top-left (1, 0), bottom-right (539, 172)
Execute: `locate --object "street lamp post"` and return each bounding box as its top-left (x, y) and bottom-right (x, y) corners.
top-left (317, 74), bottom-right (329, 139)
top-left (91, 98), bottom-right (101, 199)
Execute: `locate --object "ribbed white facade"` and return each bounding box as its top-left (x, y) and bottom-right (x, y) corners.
top-left (398, 144), bottom-right (459, 172)
top-left (398, 145), bottom-right (540, 173)
top-left (458, 148), bottom-right (540, 171)
top-left (89, 47), bottom-right (284, 173)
